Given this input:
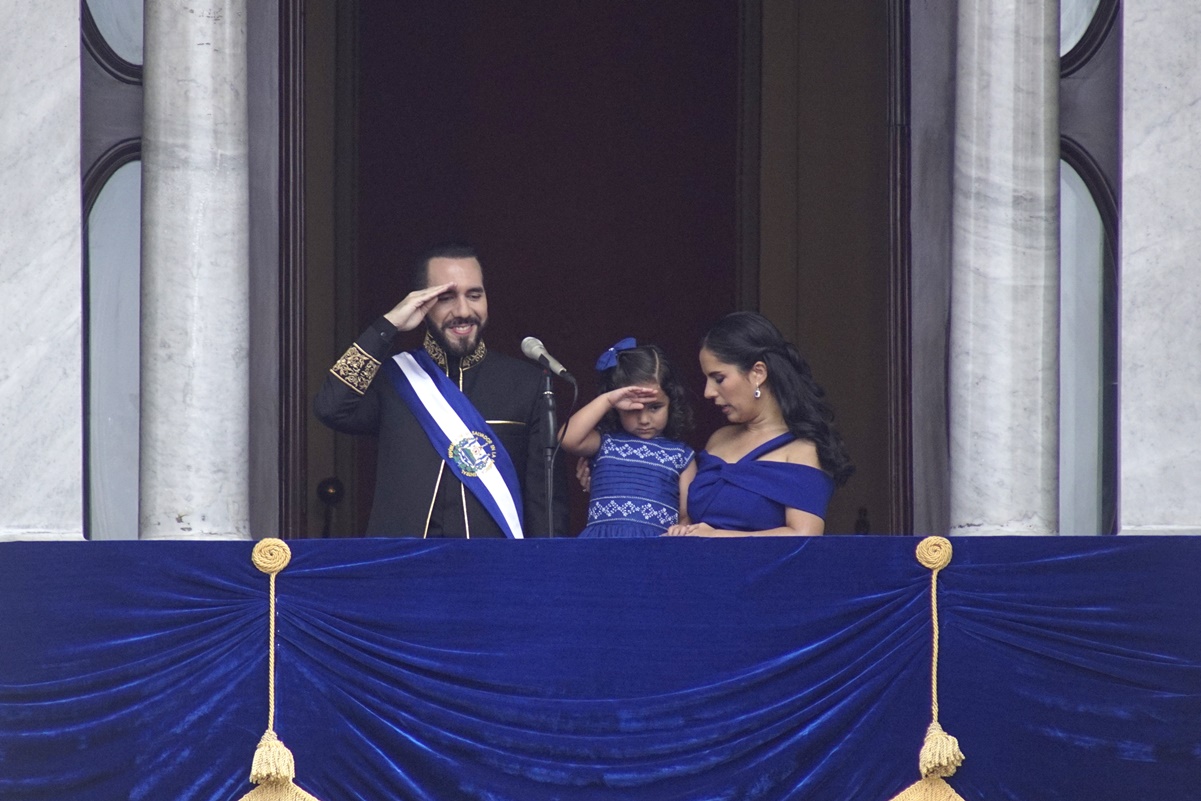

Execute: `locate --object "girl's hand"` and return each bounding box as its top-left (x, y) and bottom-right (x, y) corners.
top-left (606, 385), bottom-right (659, 411)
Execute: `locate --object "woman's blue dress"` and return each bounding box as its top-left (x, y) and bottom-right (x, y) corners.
top-left (578, 432), bottom-right (695, 538)
top-left (687, 433), bottom-right (835, 531)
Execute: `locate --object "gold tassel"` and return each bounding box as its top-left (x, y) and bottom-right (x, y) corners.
top-left (249, 730), bottom-right (296, 784)
top-left (236, 539), bottom-right (325, 801)
top-left (887, 776), bottom-right (966, 801)
top-left (887, 537), bottom-right (966, 801)
top-left (239, 780), bottom-right (323, 801)
top-left (918, 721), bottom-right (964, 778)
top-left (241, 731), bottom-right (320, 801)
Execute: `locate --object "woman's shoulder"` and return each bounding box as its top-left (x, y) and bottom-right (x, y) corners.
top-left (704, 427), bottom-right (814, 464)
top-left (703, 425), bottom-right (740, 451)
top-left (766, 437), bottom-right (821, 469)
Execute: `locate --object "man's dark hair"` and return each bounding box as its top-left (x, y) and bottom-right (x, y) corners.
top-left (410, 241), bottom-right (482, 290)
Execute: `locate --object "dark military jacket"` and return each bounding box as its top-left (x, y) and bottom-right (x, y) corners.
top-left (314, 318), bottom-right (569, 537)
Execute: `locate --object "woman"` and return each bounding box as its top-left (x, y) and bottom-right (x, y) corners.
top-left (665, 312), bottom-right (853, 536)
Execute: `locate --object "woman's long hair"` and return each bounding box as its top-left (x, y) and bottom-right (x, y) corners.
top-left (701, 312), bottom-right (854, 485)
top-left (596, 343), bottom-right (693, 441)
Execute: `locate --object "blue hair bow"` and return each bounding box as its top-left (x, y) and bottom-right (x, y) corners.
top-left (595, 337), bottom-right (638, 371)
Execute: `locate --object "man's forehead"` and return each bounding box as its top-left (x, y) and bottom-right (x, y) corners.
top-left (427, 256), bottom-right (484, 287)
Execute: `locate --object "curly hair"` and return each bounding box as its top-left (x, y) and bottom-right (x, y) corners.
top-left (701, 312), bottom-right (854, 486)
top-left (595, 343), bottom-right (693, 441)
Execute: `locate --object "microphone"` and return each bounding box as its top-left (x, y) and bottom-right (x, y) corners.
top-left (521, 336), bottom-right (576, 383)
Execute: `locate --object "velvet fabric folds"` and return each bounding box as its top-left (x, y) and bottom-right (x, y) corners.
top-left (1, 537), bottom-right (1199, 800)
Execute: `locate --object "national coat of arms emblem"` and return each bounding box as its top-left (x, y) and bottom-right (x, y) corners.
top-left (448, 432), bottom-right (496, 477)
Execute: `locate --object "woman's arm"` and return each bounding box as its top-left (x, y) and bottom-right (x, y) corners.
top-left (676, 459), bottom-right (697, 525)
top-left (664, 507), bottom-right (824, 537)
top-left (560, 386), bottom-right (658, 457)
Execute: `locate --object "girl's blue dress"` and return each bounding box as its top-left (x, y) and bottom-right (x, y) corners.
top-left (578, 432), bottom-right (695, 538)
top-left (687, 433), bottom-right (835, 530)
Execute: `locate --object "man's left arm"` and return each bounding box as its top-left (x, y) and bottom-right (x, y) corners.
top-left (523, 378), bottom-right (570, 537)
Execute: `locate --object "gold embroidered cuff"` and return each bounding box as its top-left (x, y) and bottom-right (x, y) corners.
top-left (330, 344), bottom-right (381, 395)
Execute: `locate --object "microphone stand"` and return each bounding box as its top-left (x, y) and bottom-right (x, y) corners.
top-left (540, 370), bottom-right (558, 537)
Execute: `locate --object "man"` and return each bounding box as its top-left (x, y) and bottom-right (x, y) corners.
top-left (315, 243), bottom-right (568, 537)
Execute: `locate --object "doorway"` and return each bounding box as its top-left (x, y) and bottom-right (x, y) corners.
top-left (296, 1), bottom-right (899, 537)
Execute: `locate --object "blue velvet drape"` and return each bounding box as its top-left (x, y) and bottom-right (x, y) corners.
top-left (2, 536), bottom-right (1199, 800)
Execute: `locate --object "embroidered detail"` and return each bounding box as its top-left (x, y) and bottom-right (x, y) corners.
top-left (588, 498), bottom-right (678, 527)
top-left (448, 431), bottom-right (497, 477)
top-left (424, 330), bottom-right (487, 372)
top-left (423, 331), bottom-right (447, 368)
top-left (599, 439), bottom-right (694, 469)
top-left (330, 344), bottom-right (381, 395)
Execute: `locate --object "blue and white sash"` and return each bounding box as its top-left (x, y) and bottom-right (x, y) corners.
top-left (384, 350), bottom-right (525, 538)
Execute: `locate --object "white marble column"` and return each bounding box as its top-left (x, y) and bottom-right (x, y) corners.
top-left (0, 0), bottom-right (83, 541)
top-left (948, 0), bottom-right (1060, 535)
top-left (1119, 4), bottom-right (1201, 535)
top-left (140, 1), bottom-right (251, 539)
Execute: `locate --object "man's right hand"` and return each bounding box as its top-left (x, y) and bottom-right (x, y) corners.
top-left (383, 282), bottom-right (454, 332)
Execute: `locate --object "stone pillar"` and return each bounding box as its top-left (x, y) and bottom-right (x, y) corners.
top-left (948, 0), bottom-right (1060, 535)
top-left (0, 0), bottom-right (82, 540)
top-left (140, 1), bottom-right (251, 539)
top-left (1120, 5), bottom-right (1201, 535)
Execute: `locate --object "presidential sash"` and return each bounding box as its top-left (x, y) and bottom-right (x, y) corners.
top-left (384, 350), bottom-right (525, 538)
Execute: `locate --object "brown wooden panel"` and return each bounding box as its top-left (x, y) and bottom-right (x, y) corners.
top-left (279, 0), bottom-right (307, 538)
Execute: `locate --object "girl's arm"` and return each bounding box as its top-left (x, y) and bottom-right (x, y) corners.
top-left (560, 386), bottom-right (657, 457)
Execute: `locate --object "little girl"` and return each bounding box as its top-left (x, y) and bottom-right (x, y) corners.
top-left (561, 338), bottom-right (696, 538)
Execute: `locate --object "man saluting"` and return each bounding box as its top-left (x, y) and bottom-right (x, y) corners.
top-left (315, 242), bottom-right (568, 538)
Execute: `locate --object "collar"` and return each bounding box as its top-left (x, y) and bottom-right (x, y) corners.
top-left (424, 330), bottom-right (487, 372)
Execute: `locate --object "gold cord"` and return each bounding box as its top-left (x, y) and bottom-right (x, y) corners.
top-left (267, 571), bottom-right (277, 732)
top-left (884, 537), bottom-right (965, 800)
top-left (423, 462), bottom-right (446, 539)
top-left (252, 539), bottom-right (292, 733)
top-left (915, 536), bottom-right (952, 724)
top-left (243, 539), bottom-right (325, 798)
top-left (461, 484), bottom-right (471, 539)
top-left (913, 536), bottom-right (964, 780)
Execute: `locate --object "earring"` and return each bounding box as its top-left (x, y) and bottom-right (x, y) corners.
top-left (754, 385), bottom-right (761, 399)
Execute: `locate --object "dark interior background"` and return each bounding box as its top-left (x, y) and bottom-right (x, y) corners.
top-left (353, 1), bottom-right (741, 533)
top-left (300, 0), bottom-right (900, 537)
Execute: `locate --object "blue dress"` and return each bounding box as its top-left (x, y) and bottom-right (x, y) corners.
top-left (579, 432), bottom-right (696, 538)
top-left (687, 433), bottom-right (835, 531)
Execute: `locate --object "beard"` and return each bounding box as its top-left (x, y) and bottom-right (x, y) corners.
top-left (427, 314), bottom-right (486, 358)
